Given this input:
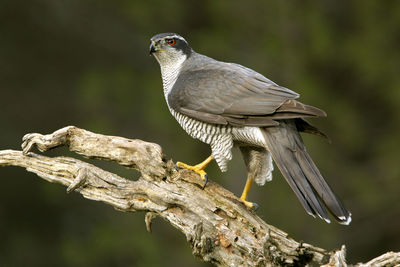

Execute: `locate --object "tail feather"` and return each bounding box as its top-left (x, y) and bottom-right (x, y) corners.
top-left (262, 120), bottom-right (351, 224)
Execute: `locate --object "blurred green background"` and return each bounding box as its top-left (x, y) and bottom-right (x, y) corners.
top-left (1, 1), bottom-right (399, 266)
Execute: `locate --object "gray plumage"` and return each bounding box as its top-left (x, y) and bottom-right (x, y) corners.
top-left (150, 32), bottom-right (351, 224)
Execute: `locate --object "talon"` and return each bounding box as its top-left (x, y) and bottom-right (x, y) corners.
top-left (175, 156), bottom-right (214, 188)
top-left (176, 161), bottom-right (187, 169)
top-left (175, 162), bottom-right (182, 170)
top-left (252, 202), bottom-right (259, 211)
top-left (197, 170), bottom-right (207, 181)
top-left (240, 198), bottom-right (258, 211)
top-left (202, 174), bottom-right (208, 189)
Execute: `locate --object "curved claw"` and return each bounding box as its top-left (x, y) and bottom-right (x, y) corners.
top-left (240, 199), bottom-right (259, 211)
top-left (201, 174), bottom-right (208, 189)
top-left (176, 157), bottom-right (213, 189)
top-left (175, 163), bottom-right (182, 171)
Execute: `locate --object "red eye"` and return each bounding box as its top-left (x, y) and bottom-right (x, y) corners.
top-left (167, 39), bottom-right (176, 45)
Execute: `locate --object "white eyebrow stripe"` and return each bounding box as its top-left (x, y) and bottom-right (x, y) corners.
top-left (159, 35), bottom-right (187, 43)
top-left (169, 35), bottom-right (186, 41)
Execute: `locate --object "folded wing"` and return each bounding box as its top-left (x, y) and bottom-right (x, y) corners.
top-left (168, 63), bottom-right (326, 126)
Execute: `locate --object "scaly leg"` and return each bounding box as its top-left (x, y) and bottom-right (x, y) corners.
top-left (176, 155), bottom-right (214, 188)
top-left (240, 175), bottom-right (258, 210)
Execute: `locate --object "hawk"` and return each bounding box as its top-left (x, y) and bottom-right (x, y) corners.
top-left (150, 33), bottom-right (351, 224)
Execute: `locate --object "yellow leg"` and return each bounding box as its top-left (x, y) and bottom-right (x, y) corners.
top-left (177, 155), bottom-right (214, 187)
top-left (239, 176), bottom-right (258, 210)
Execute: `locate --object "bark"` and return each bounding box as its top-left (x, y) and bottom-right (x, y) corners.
top-left (0, 126), bottom-right (398, 266)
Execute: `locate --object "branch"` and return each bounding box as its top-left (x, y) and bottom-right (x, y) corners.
top-left (0, 126), bottom-right (398, 266)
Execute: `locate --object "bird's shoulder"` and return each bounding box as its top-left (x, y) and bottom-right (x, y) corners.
top-left (180, 53), bottom-right (276, 85)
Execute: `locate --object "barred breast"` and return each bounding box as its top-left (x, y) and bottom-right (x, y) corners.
top-left (231, 126), bottom-right (267, 147)
top-left (170, 109), bottom-right (233, 172)
top-left (170, 108), bottom-right (269, 172)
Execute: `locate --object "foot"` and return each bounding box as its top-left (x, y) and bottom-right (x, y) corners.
top-left (239, 197), bottom-right (259, 211)
top-left (239, 175), bottom-right (258, 210)
top-left (176, 161), bottom-right (209, 188)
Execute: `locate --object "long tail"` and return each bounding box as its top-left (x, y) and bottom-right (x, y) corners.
top-left (262, 120), bottom-right (351, 224)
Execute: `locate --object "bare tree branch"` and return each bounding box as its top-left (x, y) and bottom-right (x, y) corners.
top-left (0, 126), bottom-right (398, 266)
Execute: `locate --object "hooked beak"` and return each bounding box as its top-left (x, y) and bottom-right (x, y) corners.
top-left (149, 42), bottom-right (157, 54)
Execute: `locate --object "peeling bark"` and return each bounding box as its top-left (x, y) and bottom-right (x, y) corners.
top-left (0, 126), bottom-right (398, 266)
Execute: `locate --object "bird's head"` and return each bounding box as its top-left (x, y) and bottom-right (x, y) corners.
top-left (150, 33), bottom-right (192, 67)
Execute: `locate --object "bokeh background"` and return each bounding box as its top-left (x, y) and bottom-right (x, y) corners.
top-left (1, 1), bottom-right (399, 266)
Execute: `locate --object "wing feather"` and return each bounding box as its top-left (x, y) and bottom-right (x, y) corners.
top-left (168, 56), bottom-right (325, 126)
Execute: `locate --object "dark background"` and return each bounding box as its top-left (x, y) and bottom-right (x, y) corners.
top-left (1, 1), bottom-right (399, 266)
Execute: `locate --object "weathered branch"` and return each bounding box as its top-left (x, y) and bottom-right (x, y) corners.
top-left (0, 126), bottom-right (398, 266)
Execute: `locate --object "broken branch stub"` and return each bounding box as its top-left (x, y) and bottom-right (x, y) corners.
top-left (21, 126), bottom-right (166, 178)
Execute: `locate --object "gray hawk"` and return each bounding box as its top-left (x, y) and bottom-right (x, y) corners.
top-left (150, 32), bottom-right (351, 225)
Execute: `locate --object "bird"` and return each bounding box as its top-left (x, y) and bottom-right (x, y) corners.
top-left (149, 32), bottom-right (351, 225)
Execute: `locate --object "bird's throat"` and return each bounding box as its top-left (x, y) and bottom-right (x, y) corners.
top-left (160, 56), bottom-right (186, 97)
